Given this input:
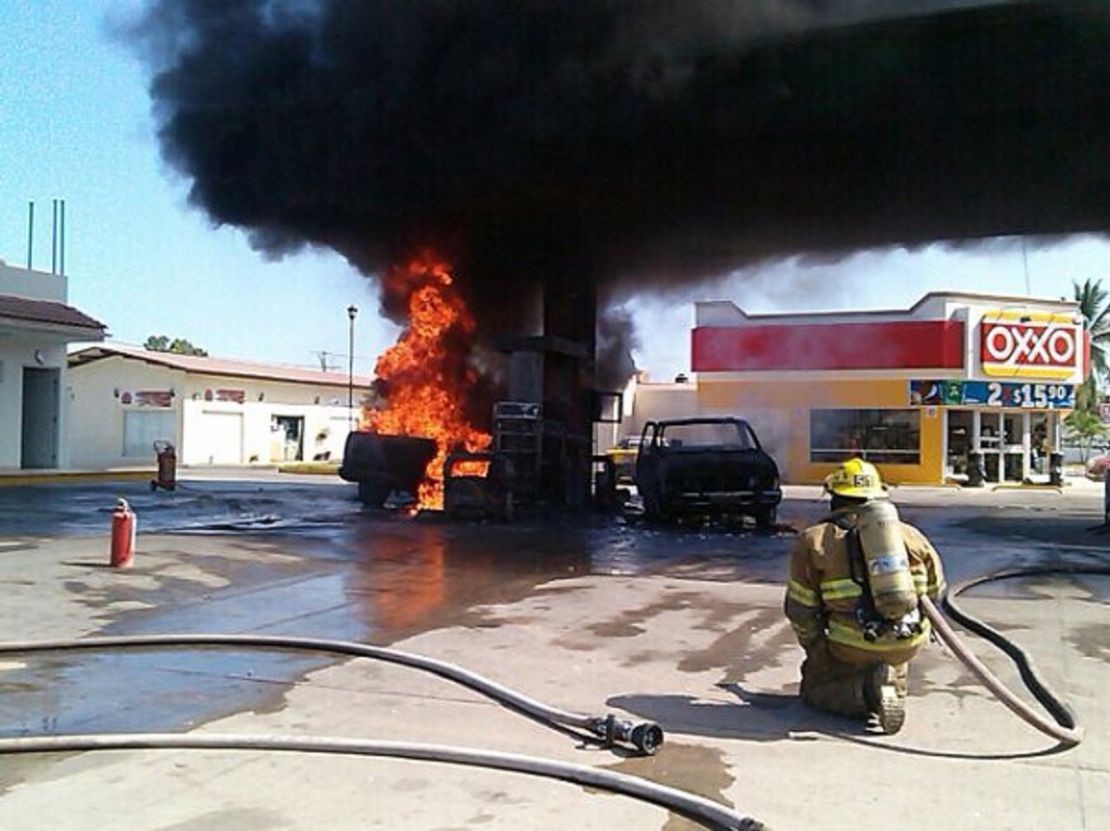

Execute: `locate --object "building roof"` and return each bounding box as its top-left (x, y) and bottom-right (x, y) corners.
top-left (69, 343), bottom-right (374, 389)
top-left (0, 293), bottom-right (106, 333)
top-left (697, 290), bottom-right (1080, 323)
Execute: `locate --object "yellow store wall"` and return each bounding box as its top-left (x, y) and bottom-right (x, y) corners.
top-left (697, 378), bottom-right (944, 485)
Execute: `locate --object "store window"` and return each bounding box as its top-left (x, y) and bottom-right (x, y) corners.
top-left (810, 409), bottom-right (921, 465)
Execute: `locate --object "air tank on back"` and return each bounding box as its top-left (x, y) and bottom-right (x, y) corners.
top-left (856, 499), bottom-right (917, 619)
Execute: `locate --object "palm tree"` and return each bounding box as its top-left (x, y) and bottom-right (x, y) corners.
top-left (1073, 278), bottom-right (1110, 409)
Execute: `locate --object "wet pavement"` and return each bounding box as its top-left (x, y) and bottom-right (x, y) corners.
top-left (0, 477), bottom-right (360, 536)
top-left (0, 476), bottom-right (1107, 828)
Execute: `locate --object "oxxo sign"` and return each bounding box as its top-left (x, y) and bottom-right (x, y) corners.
top-left (979, 311), bottom-right (1081, 380)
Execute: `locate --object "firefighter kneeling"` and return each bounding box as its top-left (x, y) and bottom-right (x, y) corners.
top-left (784, 459), bottom-right (945, 734)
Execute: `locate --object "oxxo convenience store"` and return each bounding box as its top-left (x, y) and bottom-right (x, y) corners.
top-left (689, 292), bottom-right (1087, 486)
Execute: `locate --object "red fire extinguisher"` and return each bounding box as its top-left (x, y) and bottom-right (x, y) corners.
top-left (110, 498), bottom-right (136, 568)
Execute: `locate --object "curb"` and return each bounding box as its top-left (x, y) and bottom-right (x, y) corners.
top-left (276, 463), bottom-right (342, 475)
top-left (0, 470), bottom-right (155, 487)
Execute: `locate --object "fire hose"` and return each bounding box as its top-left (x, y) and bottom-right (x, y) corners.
top-left (0, 734), bottom-right (761, 831)
top-left (0, 633), bottom-right (765, 830)
top-left (923, 563), bottom-right (1110, 748)
top-left (2, 570), bottom-right (1101, 825)
top-left (0, 633), bottom-right (662, 754)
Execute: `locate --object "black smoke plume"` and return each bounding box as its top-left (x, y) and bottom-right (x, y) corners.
top-left (595, 305), bottom-right (639, 390)
top-left (129, 0), bottom-right (1110, 384)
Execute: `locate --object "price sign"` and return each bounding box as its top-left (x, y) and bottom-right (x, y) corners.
top-left (909, 380), bottom-right (1074, 409)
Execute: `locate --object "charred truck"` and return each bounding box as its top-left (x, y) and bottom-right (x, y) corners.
top-left (636, 417), bottom-right (782, 527)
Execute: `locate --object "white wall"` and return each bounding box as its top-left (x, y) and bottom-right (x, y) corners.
top-left (0, 338), bottom-right (69, 468)
top-left (618, 383), bottom-right (699, 441)
top-left (67, 357), bottom-right (362, 468)
top-left (66, 356), bottom-right (185, 469)
top-left (0, 265), bottom-right (73, 468)
top-left (0, 263), bottom-right (66, 302)
top-left (181, 399), bottom-right (355, 465)
top-left (180, 373), bottom-right (358, 465)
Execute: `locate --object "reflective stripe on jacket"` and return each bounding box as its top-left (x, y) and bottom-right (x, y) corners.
top-left (783, 510), bottom-right (946, 666)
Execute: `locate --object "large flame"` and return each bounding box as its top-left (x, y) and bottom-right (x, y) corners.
top-left (364, 252), bottom-right (490, 510)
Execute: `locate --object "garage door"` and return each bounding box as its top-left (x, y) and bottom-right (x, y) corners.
top-left (123, 411), bottom-right (177, 458)
top-left (199, 411), bottom-right (243, 464)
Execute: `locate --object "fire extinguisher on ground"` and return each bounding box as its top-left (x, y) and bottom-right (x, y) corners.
top-left (110, 498), bottom-right (136, 568)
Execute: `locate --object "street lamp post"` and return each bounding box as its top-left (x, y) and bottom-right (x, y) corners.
top-left (347, 305), bottom-right (358, 431)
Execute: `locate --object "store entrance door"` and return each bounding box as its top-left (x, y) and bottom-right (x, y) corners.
top-left (271, 415), bottom-right (304, 462)
top-left (1029, 412), bottom-right (1058, 482)
top-left (977, 411), bottom-right (1002, 483)
top-left (945, 410), bottom-right (973, 480)
top-left (1002, 412), bottom-right (1027, 482)
top-left (976, 410), bottom-right (1031, 484)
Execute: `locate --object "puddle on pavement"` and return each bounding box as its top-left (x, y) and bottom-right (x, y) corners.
top-left (0, 481), bottom-right (359, 537)
top-left (585, 592), bottom-right (709, 638)
top-left (601, 741), bottom-right (735, 831)
top-left (0, 648), bottom-right (325, 738)
top-left (952, 573), bottom-right (1110, 604)
top-left (1064, 621), bottom-right (1110, 661)
top-left (677, 606), bottom-right (795, 679)
top-left (953, 514), bottom-right (1105, 547)
top-left (334, 514), bottom-right (796, 641)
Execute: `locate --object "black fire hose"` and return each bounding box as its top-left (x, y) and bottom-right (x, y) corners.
top-left (923, 563), bottom-right (1110, 748)
top-left (0, 633), bottom-right (662, 755)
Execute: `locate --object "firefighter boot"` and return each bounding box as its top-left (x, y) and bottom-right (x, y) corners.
top-left (863, 663), bottom-right (905, 735)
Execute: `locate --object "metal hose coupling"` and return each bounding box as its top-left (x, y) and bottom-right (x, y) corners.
top-left (590, 715), bottom-right (665, 755)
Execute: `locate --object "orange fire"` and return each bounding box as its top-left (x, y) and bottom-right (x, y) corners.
top-left (364, 252), bottom-right (490, 510)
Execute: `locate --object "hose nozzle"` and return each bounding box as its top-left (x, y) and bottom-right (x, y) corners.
top-left (591, 715), bottom-right (664, 755)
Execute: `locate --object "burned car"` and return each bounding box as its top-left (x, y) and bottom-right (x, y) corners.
top-left (339, 431), bottom-right (437, 507)
top-left (635, 417), bottom-right (782, 527)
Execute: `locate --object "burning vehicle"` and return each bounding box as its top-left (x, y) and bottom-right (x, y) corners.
top-left (357, 255), bottom-right (492, 512)
top-left (635, 417), bottom-right (782, 527)
top-left (339, 432), bottom-right (437, 508)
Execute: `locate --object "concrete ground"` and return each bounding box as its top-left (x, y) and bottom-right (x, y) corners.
top-left (0, 475), bottom-right (1107, 830)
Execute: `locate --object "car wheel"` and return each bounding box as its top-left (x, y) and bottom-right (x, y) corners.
top-left (357, 480), bottom-right (390, 507)
top-left (754, 506), bottom-right (777, 530)
top-left (643, 492), bottom-right (667, 523)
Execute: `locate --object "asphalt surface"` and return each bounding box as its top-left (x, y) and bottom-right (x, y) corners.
top-left (0, 473), bottom-right (1106, 829)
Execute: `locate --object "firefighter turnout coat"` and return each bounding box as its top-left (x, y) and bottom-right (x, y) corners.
top-left (785, 512), bottom-right (946, 667)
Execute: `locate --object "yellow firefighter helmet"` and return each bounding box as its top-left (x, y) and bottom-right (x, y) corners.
top-left (825, 458), bottom-right (887, 499)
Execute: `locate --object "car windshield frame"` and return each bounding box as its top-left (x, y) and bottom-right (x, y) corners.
top-left (656, 419), bottom-right (760, 450)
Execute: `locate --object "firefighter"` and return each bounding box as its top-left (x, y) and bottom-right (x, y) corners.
top-left (784, 458), bottom-right (945, 734)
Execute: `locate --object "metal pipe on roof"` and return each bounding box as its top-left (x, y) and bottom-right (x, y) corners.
top-left (60, 199), bottom-right (66, 276)
top-left (26, 202), bottom-right (33, 270)
top-left (50, 199), bottom-right (57, 275)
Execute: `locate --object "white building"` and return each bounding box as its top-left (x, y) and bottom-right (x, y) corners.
top-left (0, 261), bottom-right (106, 469)
top-left (67, 343), bottom-right (374, 469)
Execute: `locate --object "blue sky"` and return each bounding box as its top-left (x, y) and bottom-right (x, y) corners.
top-left (3, 1), bottom-right (1108, 382)
top-left (1, 1), bottom-right (399, 376)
